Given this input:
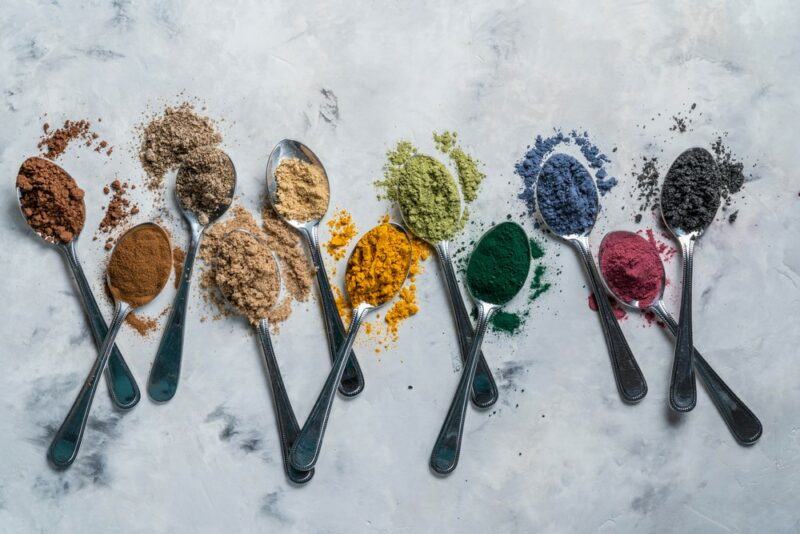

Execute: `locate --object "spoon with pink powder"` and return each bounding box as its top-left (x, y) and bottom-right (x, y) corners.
top-left (598, 231), bottom-right (761, 445)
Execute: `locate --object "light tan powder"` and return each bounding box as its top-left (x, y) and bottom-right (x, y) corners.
top-left (274, 158), bottom-right (329, 221)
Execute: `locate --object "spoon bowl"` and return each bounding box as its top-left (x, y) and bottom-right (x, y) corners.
top-left (175, 150), bottom-right (237, 232)
top-left (16, 157), bottom-right (140, 409)
top-left (266, 139), bottom-right (365, 397)
top-left (290, 223), bottom-right (412, 471)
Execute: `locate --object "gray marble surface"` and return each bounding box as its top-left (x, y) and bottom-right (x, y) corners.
top-left (1, 1), bottom-right (799, 532)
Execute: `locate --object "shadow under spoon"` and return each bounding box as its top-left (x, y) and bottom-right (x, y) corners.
top-left (266, 139), bottom-right (364, 397)
top-left (148, 152), bottom-right (236, 403)
top-left (16, 157), bottom-right (139, 409)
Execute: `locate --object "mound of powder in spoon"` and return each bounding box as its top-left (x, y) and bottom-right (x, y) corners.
top-left (175, 146), bottom-right (235, 225)
top-left (16, 157), bottom-right (85, 243)
top-left (274, 158), bottom-right (330, 221)
top-left (536, 153), bottom-right (599, 236)
top-left (599, 231), bottom-right (662, 306)
top-left (346, 224), bottom-right (411, 307)
top-left (215, 231), bottom-right (280, 325)
top-left (660, 147), bottom-right (721, 232)
top-left (107, 225), bottom-right (172, 306)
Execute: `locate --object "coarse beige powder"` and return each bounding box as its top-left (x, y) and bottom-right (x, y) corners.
top-left (274, 158), bottom-right (329, 221)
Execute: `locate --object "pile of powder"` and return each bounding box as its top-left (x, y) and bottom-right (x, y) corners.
top-left (175, 146), bottom-right (235, 225)
top-left (661, 148), bottom-right (721, 233)
top-left (345, 224), bottom-right (411, 307)
top-left (274, 158), bottom-right (330, 221)
top-left (99, 179), bottom-right (139, 241)
top-left (433, 131), bottom-right (486, 202)
top-left (38, 119), bottom-right (112, 159)
top-left (325, 208), bottom-right (358, 261)
top-left (200, 205), bottom-right (312, 330)
top-left (711, 135), bottom-right (748, 223)
top-left (466, 222), bottom-right (530, 305)
top-left (138, 103), bottom-right (222, 190)
top-left (376, 141), bottom-right (463, 242)
top-left (126, 312), bottom-right (159, 336)
top-left (107, 224), bottom-right (172, 307)
top-left (631, 156), bottom-right (660, 224)
top-left (215, 231), bottom-right (280, 325)
top-left (517, 130), bottom-right (618, 215)
top-left (599, 231), bottom-right (663, 306)
top-left (536, 153), bottom-right (599, 236)
top-left (16, 157), bottom-right (86, 243)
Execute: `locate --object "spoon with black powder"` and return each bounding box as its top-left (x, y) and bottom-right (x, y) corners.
top-left (660, 147), bottom-right (721, 413)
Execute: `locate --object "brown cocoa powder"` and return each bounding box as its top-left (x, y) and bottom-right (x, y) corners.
top-left (107, 224), bottom-right (172, 306)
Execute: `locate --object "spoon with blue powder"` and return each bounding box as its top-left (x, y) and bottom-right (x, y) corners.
top-left (535, 153), bottom-right (647, 403)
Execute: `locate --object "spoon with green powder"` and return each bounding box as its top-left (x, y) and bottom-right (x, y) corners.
top-left (266, 139), bottom-right (365, 398)
top-left (385, 153), bottom-right (499, 408)
top-left (535, 153), bottom-right (647, 403)
top-left (430, 222), bottom-right (530, 475)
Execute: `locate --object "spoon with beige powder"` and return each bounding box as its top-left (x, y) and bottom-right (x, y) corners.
top-left (214, 229), bottom-right (313, 484)
top-left (148, 148), bottom-right (236, 402)
top-left (48, 223), bottom-right (172, 468)
top-left (266, 140), bottom-right (364, 397)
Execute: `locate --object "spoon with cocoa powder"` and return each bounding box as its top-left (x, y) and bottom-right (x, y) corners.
top-left (148, 149), bottom-right (236, 403)
top-left (16, 157), bottom-right (140, 409)
top-left (48, 223), bottom-right (172, 468)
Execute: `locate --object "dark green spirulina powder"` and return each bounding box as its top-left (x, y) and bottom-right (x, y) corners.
top-left (466, 222), bottom-right (531, 305)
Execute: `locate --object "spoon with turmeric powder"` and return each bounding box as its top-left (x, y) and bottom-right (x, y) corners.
top-left (16, 157), bottom-right (140, 410)
top-left (290, 223), bottom-right (412, 471)
top-left (266, 139), bottom-right (365, 397)
top-left (48, 223), bottom-right (172, 468)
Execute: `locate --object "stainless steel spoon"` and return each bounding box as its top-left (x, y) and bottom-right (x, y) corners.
top-left (535, 154), bottom-right (647, 403)
top-left (399, 155), bottom-right (498, 408)
top-left (430, 222), bottom-right (530, 475)
top-left (16, 157), bottom-right (139, 409)
top-left (289, 223), bottom-right (412, 471)
top-left (48, 223), bottom-right (172, 468)
top-left (660, 148), bottom-right (722, 413)
top-left (598, 231), bottom-right (761, 445)
top-left (266, 139), bottom-right (364, 397)
top-left (148, 152), bottom-right (237, 403)
top-left (216, 229), bottom-right (313, 484)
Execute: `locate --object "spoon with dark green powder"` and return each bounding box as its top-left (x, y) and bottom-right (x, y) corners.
top-left (430, 222), bottom-right (530, 475)
top-left (378, 147), bottom-right (499, 408)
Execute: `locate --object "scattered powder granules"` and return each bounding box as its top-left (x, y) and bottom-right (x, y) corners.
top-left (261, 204), bottom-right (314, 304)
top-left (38, 119), bottom-right (112, 159)
top-left (138, 103), bottom-right (222, 190)
top-left (631, 156), bottom-right (660, 224)
top-left (175, 146), bottom-right (235, 225)
top-left (16, 157), bottom-right (86, 243)
top-left (274, 158), bottom-right (330, 221)
top-left (214, 231), bottom-right (280, 326)
top-left (325, 208), bottom-right (358, 261)
top-left (711, 134), bottom-right (748, 222)
top-left (172, 246), bottom-right (186, 288)
top-left (126, 313), bottom-right (159, 336)
top-left (99, 179), bottom-right (139, 236)
top-left (433, 131), bottom-right (486, 203)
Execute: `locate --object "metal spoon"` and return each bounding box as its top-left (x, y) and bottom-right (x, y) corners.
top-left (535, 154), bottom-right (647, 403)
top-left (215, 229), bottom-right (313, 484)
top-left (48, 223), bottom-right (172, 468)
top-left (289, 223), bottom-right (412, 471)
top-left (399, 155), bottom-right (498, 408)
top-left (266, 139), bottom-right (364, 397)
top-left (147, 152), bottom-right (236, 403)
top-left (16, 157), bottom-right (139, 409)
top-left (660, 148), bottom-right (721, 413)
top-left (598, 231), bottom-right (761, 445)
top-left (430, 222), bottom-right (530, 475)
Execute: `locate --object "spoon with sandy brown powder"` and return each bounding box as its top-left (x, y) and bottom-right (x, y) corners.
top-left (266, 140), bottom-right (365, 397)
top-left (16, 157), bottom-right (140, 410)
top-left (148, 149), bottom-right (236, 403)
top-left (48, 223), bottom-right (172, 468)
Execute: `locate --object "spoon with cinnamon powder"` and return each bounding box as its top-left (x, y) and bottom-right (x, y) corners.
top-left (16, 157), bottom-right (140, 409)
top-left (48, 223), bottom-right (172, 468)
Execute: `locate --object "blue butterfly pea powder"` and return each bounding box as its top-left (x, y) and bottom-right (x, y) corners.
top-left (535, 153), bottom-right (599, 236)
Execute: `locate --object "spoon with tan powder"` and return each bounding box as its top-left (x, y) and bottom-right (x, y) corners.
top-left (148, 149), bottom-right (236, 403)
top-left (48, 223), bottom-right (172, 468)
top-left (266, 140), bottom-right (365, 397)
top-left (16, 157), bottom-right (140, 409)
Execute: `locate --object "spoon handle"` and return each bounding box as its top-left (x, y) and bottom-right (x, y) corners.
top-left (305, 225), bottom-right (364, 397)
top-left (671, 236), bottom-right (697, 412)
top-left (651, 304), bottom-right (762, 444)
top-left (48, 302), bottom-right (131, 468)
top-left (573, 238), bottom-right (647, 403)
top-left (256, 319), bottom-right (314, 483)
top-left (430, 301), bottom-right (496, 475)
top-left (61, 242), bottom-right (140, 409)
top-left (148, 230), bottom-right (201, 402)
top-left (290, 306), bottom-right (369, 471)
top-left (435, 242), bottom-right (498, 408)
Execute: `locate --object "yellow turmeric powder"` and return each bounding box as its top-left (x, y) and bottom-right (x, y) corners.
top-left (345, 223), bottom-right (411, 307)
top-left (325, 208), bottom-right (357, 260)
